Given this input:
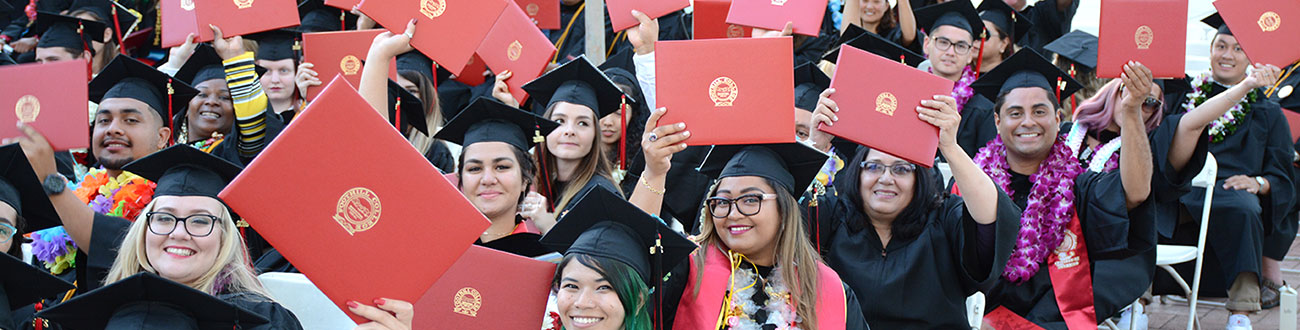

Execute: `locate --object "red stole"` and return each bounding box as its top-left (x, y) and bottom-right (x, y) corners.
top-left (672, 246), bottom-right (848, 330)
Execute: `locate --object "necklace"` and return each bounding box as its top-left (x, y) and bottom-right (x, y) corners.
top-left (1183, 73), bottom-right (1258, 143)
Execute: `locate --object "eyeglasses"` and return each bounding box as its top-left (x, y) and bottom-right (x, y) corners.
top-left (147, 212), bottom-right (219, 237)
top-left (931, 37), bottom-right (973, 55)
top-left (861, 161), bottom-right (917, 177)
top-left (1142, 97), bottom-right (1163, 112)
top-left (0, 222), bottom-right (15, 244)
top-left (706, 193), bottom-right (777, 218)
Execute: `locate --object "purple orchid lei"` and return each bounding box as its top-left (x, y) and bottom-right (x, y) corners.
top-left (973, 135), bottom-right (1083, 283)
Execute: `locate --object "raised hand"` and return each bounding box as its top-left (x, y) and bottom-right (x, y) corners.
top-left (917, 95), bottom-right (961, 150)
top-left (641, 107), bottom-right (690, 177)
top-left (210, 25), bottom-right (247, 60)
top-left (808, 88), bottom-right (839, 153)
top-left (627, 10), bottom-right (659, 55)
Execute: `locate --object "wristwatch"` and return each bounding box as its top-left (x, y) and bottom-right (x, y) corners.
top-left (1255, 176), bottom-right (1268, 189)
top-left (42, 174), bottom-right (66, 196)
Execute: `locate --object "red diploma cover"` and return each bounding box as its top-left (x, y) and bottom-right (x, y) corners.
top-left (193, 0), bottom-right (300, 42)
top-left (1096, 0), bottom-right (1187, 78)
top-left (219, 76), bottom-right (490, 324)
top-left (725, 0), bottom-right (828, 37)
top-left (413, 246), bottom-right (556, 329)
top-left (606, 0), bottom-right (690, 32)
top-left (160, 0), bottom-right (199, 48)
top-left (1213, 0), bottom-right (1300, 67)
top-left (693, 0), bottom-right (751, 39)
top-left (515, 0), bottom-right (560, 30)
top-left (656, 37), bottom-right (795, 146)
top-left (0, 60), bottom-right (89, 150)
top-left (825, 45), bottom-right (951, 167)
top-left (358, 0), bottom-right (509, 74)
top-left (476, 3), bottom-right (557, 104)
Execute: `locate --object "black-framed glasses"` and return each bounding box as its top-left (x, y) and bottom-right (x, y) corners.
top-left (706, 193), bottom-right (777, 218)
top-left (861, 161), bottom-right (917, 177)
top-left (931, 37), bottom-right (973, 55)
top-left (0, 222), bottom-right (15, 244)
top-left (147, 212), bottom-right (219, 237)
top-left (1142, 97), bottom-right (1163, 112)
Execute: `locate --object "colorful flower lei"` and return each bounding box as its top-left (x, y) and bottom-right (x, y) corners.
top-left (931, 65), bottom-right (978, 112)
top-left (1065, 123), bottom-right (1122, 173)
top-left (1182, 73), bottom-right (1258, 143)
top-left (31, 168), bottom-right (156, 274)
top-left (974, 135), bottom-right (1082, 283)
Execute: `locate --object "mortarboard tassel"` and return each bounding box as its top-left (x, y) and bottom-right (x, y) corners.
top-left (33, 302), bottom-right (44, 330)
top-left (167, 79), bottom-right (175, 146)
top-left (1055, 77), bottom-right (1065, 104)
top-left (395, 96), bottom-right (402, 133)
top-left (78, 22), bottom-right (93, 79)
top-left (340, 10), bottom-right (347, 31)
top-left (653, 234), bottom-right (664, 330)
top-left (899, 55), bottom-right (905, 65)
top-left (810, 185), bottom-right (821, 254)
top-left (1068, 64), bottom-right (1078, 113)
top-left (974, 30), bottom-right (987, 79)
top-left (111, 5), bottom-right (126, 55)
top-left (619, 95), bottom-right (627, 171)
top-left (534, 126), bottom-right (555, 213)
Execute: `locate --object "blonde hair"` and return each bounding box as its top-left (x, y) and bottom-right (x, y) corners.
top-left (692, 178), bottom-right (823, 329)
top-left (104, 199), bottom-right (271, 298)
top-left (538, 104), bottom-right (621, 211)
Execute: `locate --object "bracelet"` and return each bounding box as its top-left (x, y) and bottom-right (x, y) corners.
top-left (640, 176), bottom-right (665, 195)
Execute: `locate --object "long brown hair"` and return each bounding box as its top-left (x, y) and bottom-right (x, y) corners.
top-left (692, 178), bottom-right (823, 329)
top-left (399, 70), bottom-right (445, 155)
top-left (67, 9), bottom-right (120, 69)
top-left (537, 103), bottom-right (621, 211)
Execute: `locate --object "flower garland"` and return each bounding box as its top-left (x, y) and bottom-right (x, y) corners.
top-left (1182, 73), bottom-right (1258, 143)
top-left (188, 134), bottom-right (225, 153)
top-left (722, 253), bottom-right (801, 330)
top-left (930, 65), bottom-right (978, 112)
top-left (973, 136), bottom-right (1083, 283)
top-left (1064, 123), bottom-right (1122, 173)
top-left (31, 168), bottom-right (155, 274)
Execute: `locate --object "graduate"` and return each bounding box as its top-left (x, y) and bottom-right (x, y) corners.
top-left (19, 54), bottom-right (196, 294)
top-left (27, 145), bottom-right (303, 328)
top-left (1153, 13), bottom-right (1293, 329)
top-left (597, 67), bottom-right (649, 182)
top-left (659, 142), bottom-right (868, 329)
top-left (540, 186), bottom-right (695, 330)
top-left (913, 1), bottom-right (997, 159)
top-left (435, 97), bottom-right (561, 257)
top-left (65, 0), bottom-right (138, 71)
top-left (0, 144), bottom-right (75, 330)
top-left (394, 51), bottom-right (456, 174)
top-left (192, 26), bottom-right (286, 166)
top-left (1005, 0), bottom-right (1078, 54)
top-left (1043, 30), bottom-right (1106, 115)
top-left (31, 11), bottom-right (105, 68)
top-left (838, 0), bottom-right (918, 49)
top-left (803, 79), bottom-right (1023, 328)
top-left (251, 30), bottom-right (303, 117)
top-left (974, 0), bottom-right (1031, 75)
top-left (969, 48), bottom-right (1157, 329)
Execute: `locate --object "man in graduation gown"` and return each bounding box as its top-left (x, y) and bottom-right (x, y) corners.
top-left (970, 49), bottom-right (1157, 329)
top-left (1154, 14), bottom-right (1295, 325)
top-left (914, 1), bottom-right (997, 159)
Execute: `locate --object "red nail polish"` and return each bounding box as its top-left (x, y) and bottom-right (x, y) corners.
top-left (374, 298), bottom-right (386, 306)
top-left (347, 301), bottom-right (359, 309)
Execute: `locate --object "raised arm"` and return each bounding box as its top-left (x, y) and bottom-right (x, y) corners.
top-left (840, 0), bottom-right (863, 34)
top-left (1169, 64), bottom-right (1282, 172)
top-left (1116, 63), bottom-right (1154, 209)
top-left (212, 25), bottom-right (273, 158)
top-left (629, 107), bottom-right (690, 215)
top-left (920, 95), bottom-right (998, 223)
top-left (897, 0), bottom-right (917, 47)
top-left (361, 19), bottom-right (418, 119)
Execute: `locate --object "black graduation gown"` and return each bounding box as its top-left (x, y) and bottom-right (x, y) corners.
top-left (1017, 0), bottom-right (1080, 54)
top-left (550, 174), bottom-right (623, 216)
top-left (81, 215), bottom-right (303, 329)
top-left (956, 95), bottom-right (999, 159)
top-left (547, 3), bottom-right (633, 66)
top-left (618, 146), bottom-right (712, 234)
top-left (814, 189), bottom-right (1021, 329)
top-left (983, 166), bottom-right (1158, 328)
top-left (1159, 85), bottom-right (1295, 295)
top-left (659, 258), bottom-right (871, 330)
top-left (792, 8), bottom-right (840, 68)
top-left (474, 216), bottom-right (553, 258)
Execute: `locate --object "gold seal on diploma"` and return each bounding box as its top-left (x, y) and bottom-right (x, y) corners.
top-left (332, 187), bottom-right (381, 235)
top-left (508, 41), bottom-right (523, 61)
top-left (340, 55), bottom-right (362, 75)
top-left (15, 95), bottom-right (39, 123)
top-left (875, 92), bottom-right (897, 116)
top-left (771, 0), bottom-right (787, 5)
top-left (421, 0), bottom-right (447, 19)
top-left (726, 24), bottom-right (745, 38)
top-left (181, 0), bottom-right (195, 11)
top-left (709, 77), bottom-right (739, 107)
top-left (1260, 11), bottom-right (1282, 32)
top-left (453, 287), bottom-right (482, 317)
top-left (526, 3), bottom-right (540, 16)
top-left (233, 0), bottom-right (254, 9)
top-left (1134, 25), bottom-right (1154, 50)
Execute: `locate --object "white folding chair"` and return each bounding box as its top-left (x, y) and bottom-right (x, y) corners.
top-left (1152, 153), bottom-right (1217, 330)
top-left (256, 272), bottom-right (356, 330)
top-left (966, 292), bottom-right (985, 330)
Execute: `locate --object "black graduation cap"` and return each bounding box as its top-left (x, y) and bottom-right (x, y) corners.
top-left (70, 0), bottom-right (141, 36)
top-left (0, 254), bottom-right (75, 309)
top-left (977, 0), bottom-right (1031, 42)
top-left (521, 55), bottom-right (633, 118)
top-left (794, 63), bottom-right (830, 112)
top-left (699, 142), bottom-right (830, 195)
top-left (90, 55), bottom-right (200, 127)
top-left (0, 53), bottom-right (15, 66)
top-left (174, 44), bottom-right (227, 86)
top-left (0, 144), bottom-right (64, 232)
top-left (1156, 76), bottom-right (1192, 98)
top-left (540, 186), bottom-right (696, 284)
top-left (36, 272), bottom-right (270, 330)
top-left (972, 48), bottom-right (1082, 106)
top-left (296, 0), bottom-right (353, 32)
top-left (435, 97), bottom-right (560, 150)
top-left (388, 79), bottom-right (428, 135)
top-left (122, 145), bottom-right (242, 201)
top-left (249, 29), bottom-right (300, 62)
top-left (33, 11), bottom-right (107, 54)
top-left (1043, 30), bottom-right (1098, 71)
top-left (1202, 12), bottom-right (1233, 36)
top-left (824, 30), bottom-right (927, 67)
top-left (396, 51), bottom-right (435, 83)
top-left (914, 0), bottom-right (985, 39)
top-left (0, 0), bottom-right (12, 12)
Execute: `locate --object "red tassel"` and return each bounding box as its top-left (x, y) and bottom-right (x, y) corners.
top-left (78, 22), bottom-right (93, 78)
top-left (167, 79), bottom-right (175, 146)
top-left (395, 96), bottom-right (402, 132)
top-left (974, 31), bottom-right (987, 79)
top-left (1068, 64), bottom-right (1078, 113)
top-left (534, 126), bottom-right (555, 213)
top-left (1055, 77), bottom-right (1064, 102)
top-left (111, 5), bottom-right (126, 55)
top-left (34, 302), bottom-right (43, 330)
top-left (619, 95), bottom-right (627, 171)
